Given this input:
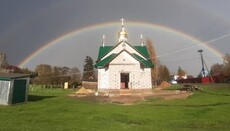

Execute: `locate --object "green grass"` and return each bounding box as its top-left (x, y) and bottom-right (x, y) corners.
top-left (0, 84), bottom-right (230, 131)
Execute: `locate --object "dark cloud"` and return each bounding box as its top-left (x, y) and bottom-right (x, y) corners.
top-left (0, 0), bottom-right (229, 74)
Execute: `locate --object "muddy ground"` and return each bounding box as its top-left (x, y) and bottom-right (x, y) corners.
top-left (68, 88), bottom-right (193, 105)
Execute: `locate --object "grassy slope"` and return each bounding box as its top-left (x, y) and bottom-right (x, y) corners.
top-left (0, 84), bottom-right (230, 131)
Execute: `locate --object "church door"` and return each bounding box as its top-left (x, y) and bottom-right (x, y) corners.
top-left (120, 73), bottom-right (129, 89)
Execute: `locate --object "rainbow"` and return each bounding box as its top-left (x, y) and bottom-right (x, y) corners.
top-left (18, 21), bottom-right (224, 68)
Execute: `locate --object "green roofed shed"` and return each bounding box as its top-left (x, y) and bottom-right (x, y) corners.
top-left (0, 73), bottom-right (30, 105)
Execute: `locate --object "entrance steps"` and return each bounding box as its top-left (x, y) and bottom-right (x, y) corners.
top-left (119, 89), bottom-right (133, 96)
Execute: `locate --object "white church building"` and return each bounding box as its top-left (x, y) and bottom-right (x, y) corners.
top-left (95, 19), bottom-right (154, 90)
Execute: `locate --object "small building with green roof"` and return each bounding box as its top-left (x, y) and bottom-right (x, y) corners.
top-left (0, 73), bottom-right (30, 105)
top-left (95, 19), bottom-right (154, 90)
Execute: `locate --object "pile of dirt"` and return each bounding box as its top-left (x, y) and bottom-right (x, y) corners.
top-left (75, 87), bottom-right (92, 94)
top-left (87, 89), bottom-right (95, 93)
top-left (159, 81), bottom-right (171, 88)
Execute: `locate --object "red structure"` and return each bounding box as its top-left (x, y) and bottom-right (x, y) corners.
top-left (201, 77), bottom-right (213, 83)
top-left (177, 74), bottom-right (228, 84)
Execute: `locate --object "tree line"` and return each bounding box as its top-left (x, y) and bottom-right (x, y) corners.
top-left (33, 64), bottom-right (81, 88)
top-left (210, 54), bottom-right (230, 82)
top-left (30, 56), bottom-right (96, 88)
top-left (0, 53), bottom-right (96, 88)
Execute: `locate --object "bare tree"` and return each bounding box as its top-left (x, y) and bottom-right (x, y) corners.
top-left (158, 65), bottom-right (170, 81)
top-left (69, 67), bottom-right (81, 88)
top-left (177, 66), bottom-right (186, 76)
top-left (224, 54), bottom-right (230, 76)
top-left (210, 63), bottom-right (224, 75)
top-left (0, 52), bottom-right (8, 68)
top-left (35, 64), bottom-right (53, 87)
top-left (146, 39), bottom-right (158, 81)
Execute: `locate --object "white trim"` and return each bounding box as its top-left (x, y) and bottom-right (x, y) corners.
top-left (101, 41), bottom-right (147, 61)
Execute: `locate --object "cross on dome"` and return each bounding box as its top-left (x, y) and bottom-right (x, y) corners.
top-left (121, 18), bottom-right (125, 27)
top-left (140, 34), bottom-right (144, 46)
top-left (102, 35), bottom-right (105, 47)
top-left (118, 18), bottom-right (128, 42)
top-left (140, 34), bottom-right (143, 39)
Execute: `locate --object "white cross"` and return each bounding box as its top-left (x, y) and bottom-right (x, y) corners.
top-left (102, 35), bottom-right (105, 47)
top-left (121, 18), bottom-right (125, 26)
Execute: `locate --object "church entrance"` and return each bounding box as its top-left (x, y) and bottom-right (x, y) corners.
top-left (120, 73), bottom-right (129, 89)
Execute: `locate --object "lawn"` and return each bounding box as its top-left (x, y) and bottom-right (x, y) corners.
top-left (0, 84), bottom-right (230, 131)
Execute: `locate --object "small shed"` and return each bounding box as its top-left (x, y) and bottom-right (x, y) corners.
top-left (0, 73), bottom-right (30, 105)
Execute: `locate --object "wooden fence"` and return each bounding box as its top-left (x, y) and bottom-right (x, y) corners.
top-left (82, 81), bottom-right (97, 89)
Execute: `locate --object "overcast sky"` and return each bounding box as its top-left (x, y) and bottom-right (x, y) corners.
top-left (0, 0), bottom-right (230, 75)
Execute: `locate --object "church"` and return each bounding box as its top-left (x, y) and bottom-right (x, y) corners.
top-left (95, 19), bottom-right (154, 90)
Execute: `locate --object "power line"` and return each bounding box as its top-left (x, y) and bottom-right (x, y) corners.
top-left (159, 56), bottom-right (221, 64)
top-left (155, 32), bottom-right (230, 58)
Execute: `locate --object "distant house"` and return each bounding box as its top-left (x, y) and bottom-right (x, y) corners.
top-left (0, 73), bottom-right (30, 105)
top-left (0, 65), bottom-right (22, 73)
top-left (95, 19), bottom-right (154, 90)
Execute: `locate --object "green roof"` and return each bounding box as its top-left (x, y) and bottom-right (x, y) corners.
top-left (0, 73), bottom-right (31, 81)
top-left (95, 53), bottom-right (117, 68)
top-left (97, 45), bottom-right (150, 61)
top-left (97, 46), bottom-right (113, 60)
top-left (95, 44), bottom-right (154, 68)
top-left (95, 51), bottom-right (154, 68)
top-left (131, 53), bottom-right (154, 68)
top-left (133, 46), bottom-right (150, 58)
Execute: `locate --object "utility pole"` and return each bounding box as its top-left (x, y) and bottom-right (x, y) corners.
top-left (198, 49), bottom-right (205, 77)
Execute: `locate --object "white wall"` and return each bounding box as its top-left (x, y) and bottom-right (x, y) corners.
top-left (98, 51), bottom-right (152, 90)
top-left (98, 68), bottom-right (109, 89)
top-left (108, 65), bottom-right (152, 89)
top-left (0, 81), bottom-right (11, 105)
